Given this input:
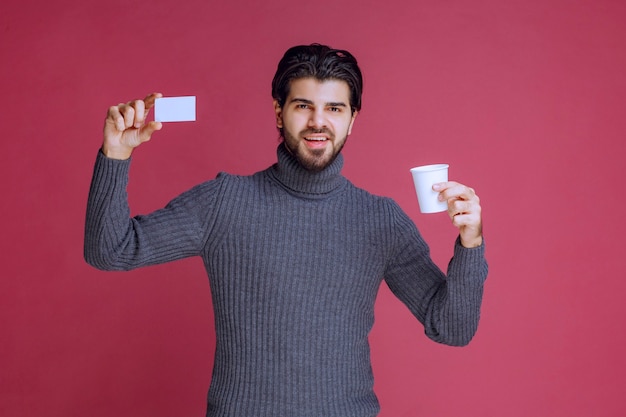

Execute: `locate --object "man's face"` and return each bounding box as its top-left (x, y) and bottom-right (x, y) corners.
top-left (274, 78), bottom-right (358, 172)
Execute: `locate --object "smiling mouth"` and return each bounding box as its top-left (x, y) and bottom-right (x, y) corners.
top-left (304, 136), bottom-right (328, 141)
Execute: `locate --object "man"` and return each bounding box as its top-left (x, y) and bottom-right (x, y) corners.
top-left (85, 44), bottom-right (487, 417)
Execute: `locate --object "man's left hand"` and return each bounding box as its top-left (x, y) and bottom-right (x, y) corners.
top-left (433, 182), bottom-right (483, 248)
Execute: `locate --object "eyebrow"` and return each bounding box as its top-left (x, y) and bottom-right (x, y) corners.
top-left (289, 98), bottom-right (348, 108)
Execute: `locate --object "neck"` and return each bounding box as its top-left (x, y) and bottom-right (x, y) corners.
top-left (267, 143), bottom-right (347, 197)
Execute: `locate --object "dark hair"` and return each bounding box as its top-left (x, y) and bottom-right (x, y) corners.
top-left (271, 44), bottom-right (363, 114)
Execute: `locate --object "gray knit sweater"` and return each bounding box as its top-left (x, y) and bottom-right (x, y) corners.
top-left (84, 143), bottom-right (487, 417)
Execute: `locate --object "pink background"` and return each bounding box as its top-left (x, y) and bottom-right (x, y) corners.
top-left (2, 0), bottom-right (625, 415)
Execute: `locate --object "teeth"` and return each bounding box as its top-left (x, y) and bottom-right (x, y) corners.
top-left (305, 137), bottom-right (326, 141)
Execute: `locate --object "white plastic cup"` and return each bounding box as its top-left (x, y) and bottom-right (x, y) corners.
top-left (410, 164), bottom-right (449, 213)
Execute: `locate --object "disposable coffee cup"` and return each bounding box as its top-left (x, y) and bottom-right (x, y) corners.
top-left (410, 164), bottom-right (449, 213)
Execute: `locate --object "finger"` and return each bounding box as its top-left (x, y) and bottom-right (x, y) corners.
top-left (432, 181), bottom-right (456, 192)
top-left (129, 99), bottom-right (146, 128)
top-left (449, 199), bottom-right (473, 216)
top-left (454, 214), bottom-right (482, 235)
top-left (451, 213), bottom-right (476, 228)
top-left (439, 183), bottom-right (477, 202)
top-left (139, 93), bottom-right (162, 123)
top-left (434, 181), bottom-right (461, 201)
top-left (107, 105), bottom-right (126, 132)
top-left (137, 121), bottom-right (163, 143)
top-left (120, 104), bottom-right (135, 129)
top-left (143, 92), bottom-right (163, 112)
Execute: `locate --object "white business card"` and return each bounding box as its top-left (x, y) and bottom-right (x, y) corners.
top-left (154, 96), bottom-right (196, 122)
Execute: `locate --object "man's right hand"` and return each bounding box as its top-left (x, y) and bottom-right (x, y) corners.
top-left (102, 92), bottom-right (163, 160)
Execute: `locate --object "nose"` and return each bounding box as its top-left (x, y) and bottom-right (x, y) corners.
top-left (307, 107), bottom-right (326, 129)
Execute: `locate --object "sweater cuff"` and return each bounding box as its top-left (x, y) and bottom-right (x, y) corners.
top-left (454, 235), bottom-right (485, 254)
top-left (96, 148), bottom-right (131, 172)
top-left (89, 149), bottom-right (132, 193)
top-left (450, 235), bottom-right (487, 282)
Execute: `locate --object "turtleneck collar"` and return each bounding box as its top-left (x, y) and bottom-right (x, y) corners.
top-left (266, 143), bottom-right (347, 198)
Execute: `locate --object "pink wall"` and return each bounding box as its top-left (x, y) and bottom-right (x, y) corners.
top-left (2, 0), bottom-right (625, 416)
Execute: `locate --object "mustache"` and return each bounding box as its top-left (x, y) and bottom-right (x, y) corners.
top-left (300, 128), bottom-right (334, 137)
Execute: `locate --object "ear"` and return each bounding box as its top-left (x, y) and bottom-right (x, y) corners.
top-left (273, 100), bottom-right (283, 128)
top-left (347, 110), bottom-right (358, 135)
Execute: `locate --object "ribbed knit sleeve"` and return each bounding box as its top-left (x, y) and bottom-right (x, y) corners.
top-left (84, 150), bottom-right (222, 271)
top-left (383, 200), bottom-right (488, 346)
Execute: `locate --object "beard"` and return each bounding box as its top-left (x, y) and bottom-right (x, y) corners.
top-left (282, 127), bottom-right (348, 172)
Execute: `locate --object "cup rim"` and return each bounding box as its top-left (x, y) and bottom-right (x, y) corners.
top-left (410, 163), bottom-right (449, 173)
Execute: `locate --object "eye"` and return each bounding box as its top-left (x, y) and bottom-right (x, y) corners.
top-left (329, 106), bottom-right (341, 112)
top-left (296, 104), bottom-right (310, 110)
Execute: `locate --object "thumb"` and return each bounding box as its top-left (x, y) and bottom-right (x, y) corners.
top-left (138, 121), bottom-right (163, 143)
